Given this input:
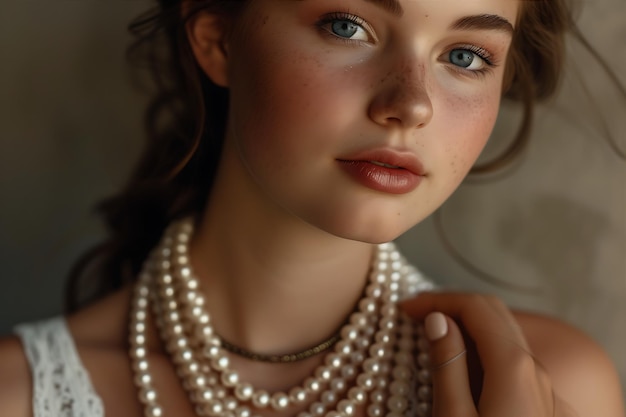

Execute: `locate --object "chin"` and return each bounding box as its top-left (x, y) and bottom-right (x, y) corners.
top-left (310, 214), bottom-right (417, 245)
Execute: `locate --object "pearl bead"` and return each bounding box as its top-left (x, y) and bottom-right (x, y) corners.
top-left (270, 392), bottom-right (290, 410)
top-left (304, 377), bottom-right (322, 392)
top-left (234, 407), bottom-right (251, 417)
top-left (321, 390), bottom-right (337, 405)
top-left (145, 405), bottom-right (162, 417)
top-left (417, 385), bottom-right (432, 401)
top-left (370, 389), bottom-right (385, 404)
top-left (141, 388), bottom-right (157, 402)
top-left (367, 404), bottom-right (384, 417)
top-left (251, 390), bottom-right (270, 408)
top-left (341, 364), bottom-right (357, 379)
top-left (337, 399), bottom-right (355, 415)
top-left (416, 402), bottom-right (432, 417)
top-left (325, 353), bottom-right (343, 368)
top-left (330, 378), bottom-right (346, 392)
top-left (363, 358), bottom-right (381, 374)
top-left (390, 380), bottom-right (410, 397)
top-left (289, 387), bottom-right (308, 404)
top-left (347, 387), bottom-right (367, 404)
top-left (315, 366), bottom-right (333, 380)
top-left (234, 383), bottom-right (254, 400)
top-left (223, 397), bottom-right (238, 410)
top-left (221, 370), bottom-right (239, 387)
top-left (309, 401), bottom-right (326, 416)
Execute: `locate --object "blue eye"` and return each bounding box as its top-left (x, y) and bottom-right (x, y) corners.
top-left (318, 13), bottom-right (371, 42)
top-left (448, 47), bottom-right (491, 71)
top-left (332, 20), bottom-right (360, 38)
top-left (449, 50), bottom-right (476, 68)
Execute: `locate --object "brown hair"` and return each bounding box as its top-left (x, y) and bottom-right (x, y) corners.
top-left (66, 0), bottom-right (580, 311)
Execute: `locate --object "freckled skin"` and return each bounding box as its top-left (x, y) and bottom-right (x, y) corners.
top-left (221, 0), bottom-right (518, 243)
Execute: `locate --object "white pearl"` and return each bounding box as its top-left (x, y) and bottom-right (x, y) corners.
top-left (369, 343), bottom-right (386, 359)
top-left (221, 370), bottom-right (239, 387)
top-left (270, 392), bottom-right (290, 410)
top-left (389, 380), bottom-right (410, 396)
top-left (416, 402), bottom-right (432, 417)
top-left (350, 351), bottom-right (365, 363)
top-left (235, 383), bottom-right (254, 400)
top-left (359, 298), bottom-right (376, 314)
top-left (417, 385), bottom-right (432, 401)
top-left (335, 340), bottom-right (353, 355)
top-left (289, 387), bottom-right (308, 404)
top-left (340, 325), bottom-right (359, 340)
top-left (341, 364), bottom-right (357, 379)
top-left (370, 389), bottom-right (385, 404)
top-left (356, 373), bottom-right (375, 390)
top-left (198, 388), bottom-right (214, 401)
top-left (325, 353), bottom-right (343, 369)
top-left (304, 377), bottom-right (322, 392)
top-left (145, 405), bottom-right (162, 417)
top-left (234, 406), bottom-right (251, 417)
top-left (367, 403), bottom-right (384, 417)
top-left (315, 366), bottom-right (333, 381)
top-left (392, 366), bottom-right (411, 380)
top-left (347, 387), bottom-right (367, 404)
top-left (350, 312), bottom-right (369, 327)
top-left (330, 377), bottom-right (346, 392)
top-left (417, 369), bottom-right (431, 384)
top-left (309, 401), bottom-right (326, 416)
top-left (252, 390), bottom-right (270, 408)
top-left (223, 397), bottom-right (238, 410)
top-left (141, 388), bottom-right (157, 402)
top-left (363, 358), bottom-right (381, 374)
top-left (337, 399), bottom-right (355, 415)
top-left (321, 390), bottom-right (337, 405)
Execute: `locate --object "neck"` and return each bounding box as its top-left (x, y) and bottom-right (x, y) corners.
top-left (189, 151), bottom-right (376, 356)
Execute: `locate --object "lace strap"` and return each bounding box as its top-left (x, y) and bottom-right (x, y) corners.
top-left (14, 317), bottom-right (105, 417)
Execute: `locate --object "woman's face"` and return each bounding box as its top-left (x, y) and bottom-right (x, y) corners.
top-left (218, 0), bottom-right (519, 242)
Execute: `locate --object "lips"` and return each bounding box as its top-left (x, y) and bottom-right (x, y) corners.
top-left (337, 149), bottom-right (425, 194)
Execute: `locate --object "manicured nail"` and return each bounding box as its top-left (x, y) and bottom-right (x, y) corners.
top-left (425, 312), bottom-right (448, 341)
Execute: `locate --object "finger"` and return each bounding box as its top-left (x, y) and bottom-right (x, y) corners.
top-left (402, 293), bottom-right (542, 412)
top-left (424, 312), bottom-right (478, 417)
top-left (400, 292), bottom-right (530, 358)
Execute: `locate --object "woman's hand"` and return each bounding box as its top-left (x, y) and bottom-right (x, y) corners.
top-left (400, 292), bottom-right (576, 417)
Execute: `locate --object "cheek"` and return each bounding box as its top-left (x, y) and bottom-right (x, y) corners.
top-left (439, 89), bottom-right (501, 178)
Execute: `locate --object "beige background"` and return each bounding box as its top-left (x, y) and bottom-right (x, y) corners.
top-left (1, 0), bottom-right (624, 401)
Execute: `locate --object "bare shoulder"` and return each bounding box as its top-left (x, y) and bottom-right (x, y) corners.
top-left (0, 334), bottom-right (33, 417)
top-left (514, 311), bottom-right (625, 417)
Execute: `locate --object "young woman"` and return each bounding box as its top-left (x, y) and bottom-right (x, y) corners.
top-left (0, 0), bottom-right (623, 416)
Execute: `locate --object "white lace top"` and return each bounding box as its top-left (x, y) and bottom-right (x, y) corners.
top-left (14, 317), bottom-right (105, 417)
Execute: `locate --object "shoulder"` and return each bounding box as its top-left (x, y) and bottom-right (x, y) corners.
top-left (514, 311), bottom-right (625, 417)
top-left (0, 334), bottom-right (33, 417)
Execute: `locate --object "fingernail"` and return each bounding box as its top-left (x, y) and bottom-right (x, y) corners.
top-left (425, 312), bottom-right (448, 341)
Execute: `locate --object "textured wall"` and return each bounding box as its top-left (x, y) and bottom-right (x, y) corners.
top-left (1, 0), bottom-right (624, 400)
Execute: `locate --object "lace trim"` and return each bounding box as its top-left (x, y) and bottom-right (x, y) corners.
top-left (14, 317), bottom-right (105, 417)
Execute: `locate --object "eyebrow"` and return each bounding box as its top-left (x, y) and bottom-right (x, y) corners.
top-left (365, 0), bottom-right (404, 17)
top-left (450, 14), bottom-right (514, 35)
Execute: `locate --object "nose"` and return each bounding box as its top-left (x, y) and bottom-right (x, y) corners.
top-left (368, 62), bottom-right (434, 130)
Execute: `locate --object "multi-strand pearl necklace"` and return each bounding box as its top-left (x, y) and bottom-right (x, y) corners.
top-left (129, 218), bottom-right (435, 417)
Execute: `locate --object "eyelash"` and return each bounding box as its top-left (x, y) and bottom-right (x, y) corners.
top-left (316, 12), bottom-right (372, 44)
top-left (315, 13), bottom-right (498, 79)
top-left (447, 44), bottom-right (497, 78)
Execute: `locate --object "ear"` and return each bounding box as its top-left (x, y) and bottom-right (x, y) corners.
top-left (185, 7), bottom-right (231, 87)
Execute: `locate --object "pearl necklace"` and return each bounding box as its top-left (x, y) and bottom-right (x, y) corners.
top-left (129, 218), bottom-right (434, 417)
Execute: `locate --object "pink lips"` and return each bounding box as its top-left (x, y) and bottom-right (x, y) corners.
top-left (337, 149), bottom-right (425, 194)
